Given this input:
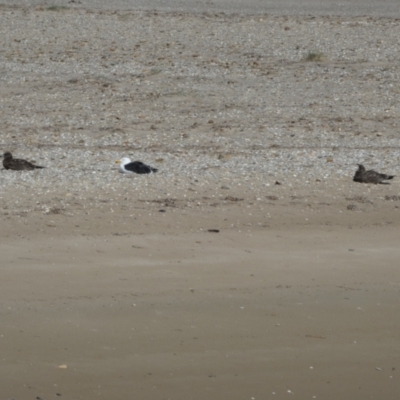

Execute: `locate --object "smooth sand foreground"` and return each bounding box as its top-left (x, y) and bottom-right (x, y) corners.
top-left (1, 216), bottom-right (400, 399)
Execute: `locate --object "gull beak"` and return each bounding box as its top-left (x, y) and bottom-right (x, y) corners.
top-left (115, 160), bottom-right (121, 164)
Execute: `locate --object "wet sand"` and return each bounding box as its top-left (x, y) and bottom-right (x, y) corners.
top-left (2, 208), bottom-right (400, 399)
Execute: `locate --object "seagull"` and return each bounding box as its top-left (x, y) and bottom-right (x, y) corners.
top-left (353, 164), bottom-right (395, 184)
top-left (116, 157), bottom-right (158, 174)
top-left (2, 151), bottom-right (45, 171)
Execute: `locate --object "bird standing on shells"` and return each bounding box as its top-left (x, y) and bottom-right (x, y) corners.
top-left (116, 157), bottom-right (158, 174)
top-left (2, 152), bottom-right (45, 171)
top-left (353, 164), bottom-right (395, 184)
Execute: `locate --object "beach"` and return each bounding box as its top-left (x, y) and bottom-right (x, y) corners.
top-left (1, 1), bottom-right (400, 399)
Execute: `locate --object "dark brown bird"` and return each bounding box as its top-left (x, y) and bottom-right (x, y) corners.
top-left (2, 152), bottom-right (45, 171)
top-left (353, 164), bottom-right (394, 184)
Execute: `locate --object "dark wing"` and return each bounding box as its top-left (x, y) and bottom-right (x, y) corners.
top-left (375, 172), bottom-right (394, 182)
top-left (364, 170), bottom-right (394, 184)
top-left (126, 161), bottom-right (158, 174)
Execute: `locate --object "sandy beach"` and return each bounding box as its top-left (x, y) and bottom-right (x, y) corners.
top-left (1, 1), bottom-right (400, 399)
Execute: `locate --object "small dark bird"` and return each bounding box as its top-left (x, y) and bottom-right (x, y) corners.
top-left (2, 152), bottom-right (45, 171)
top-left (353, 164), bottom-right (395, 184)
top-left (116, 157), bottom-right (158, 174)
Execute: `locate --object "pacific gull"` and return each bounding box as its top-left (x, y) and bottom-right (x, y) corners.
top-left (116, 157), bottom-right (158, 174)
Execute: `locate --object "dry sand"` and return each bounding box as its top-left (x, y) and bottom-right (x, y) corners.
top-left (1, 1), bottom-right (400, 399)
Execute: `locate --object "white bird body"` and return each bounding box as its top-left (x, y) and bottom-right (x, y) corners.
top-left (116, 157), bottom-right (158, 174)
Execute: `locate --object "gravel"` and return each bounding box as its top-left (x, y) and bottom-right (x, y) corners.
top-left (1, 6), bottom-right (399, 214)
top-left (2, 0), bottom-right (400, 17)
